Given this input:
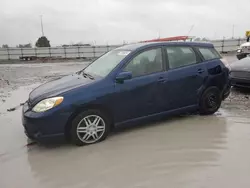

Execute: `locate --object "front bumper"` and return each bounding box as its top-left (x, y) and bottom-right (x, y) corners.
top-left (231, 77), bottom-right (250, 88)
top-left (22, 102), bottom-right (71, 140)
top-left (236, 53), bottom-right (248, 60)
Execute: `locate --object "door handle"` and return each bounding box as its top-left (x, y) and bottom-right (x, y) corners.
top-left (158, 77), bottom-right (167, 83)
top-left (197, 69), bottom-right (205, 74)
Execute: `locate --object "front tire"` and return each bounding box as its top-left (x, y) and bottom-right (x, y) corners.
top-left (70, 109), bottom-right (110, 146)
top-left (199, 87), bottom-right (222, 115)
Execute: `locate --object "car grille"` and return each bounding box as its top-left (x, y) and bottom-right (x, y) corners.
top-left (230, 71), bottom-right (250, 79)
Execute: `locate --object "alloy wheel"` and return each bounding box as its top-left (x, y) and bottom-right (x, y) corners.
top-left (76, 115), bottom-right (106, 144)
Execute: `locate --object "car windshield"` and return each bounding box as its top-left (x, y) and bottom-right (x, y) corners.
top-left (84, 50), bottom-right (131, 77)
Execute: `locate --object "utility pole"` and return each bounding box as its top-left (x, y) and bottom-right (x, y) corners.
top-left (158, 30), bottom-right (161, 39)
top-left (213, 31), bottom-right (217, 39)
top-left (232, 24), bottom-right (235, 39)
top-left (40, 15), bottom-right (44, 36)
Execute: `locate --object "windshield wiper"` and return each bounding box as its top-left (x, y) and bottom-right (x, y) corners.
top-left (77, 69), bottom-right (84, 74)
top-left (82, 72), bottom-right (94, 80)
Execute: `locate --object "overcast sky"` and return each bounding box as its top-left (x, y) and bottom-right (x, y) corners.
top-left (1, 0), bottom-right (249, 46)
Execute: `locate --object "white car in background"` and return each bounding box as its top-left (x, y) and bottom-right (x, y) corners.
top-left (237, 41), bottom-right (250, 60)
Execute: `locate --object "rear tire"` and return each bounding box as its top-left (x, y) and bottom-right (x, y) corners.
top-left (199, 87), bottom-right (222, 115)
top-left (70, 109), bottom-right (110, 146)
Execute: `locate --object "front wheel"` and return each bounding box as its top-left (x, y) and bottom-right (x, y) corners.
top-left (199, 87), bottom-right (222, 115)
top-left (70, 110), bottom-right (110, 146)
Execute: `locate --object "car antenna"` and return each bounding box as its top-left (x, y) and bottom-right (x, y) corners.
top-left (187, 24), bottom-right (195, 36)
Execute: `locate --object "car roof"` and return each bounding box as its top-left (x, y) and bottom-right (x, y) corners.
top-left (116, 42), bottom-right (214, 51)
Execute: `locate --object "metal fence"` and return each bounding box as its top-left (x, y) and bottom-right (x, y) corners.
top-left (212, 38), bottom-right (246, 53)
top-left (0, 45), bottom-right (121, 60)
top-left (0, 38), bottom-right (247, 60)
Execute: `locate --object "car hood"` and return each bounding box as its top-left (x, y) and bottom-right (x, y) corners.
top-left (240, 42), bottom-right (250, 48)
top-left (231, 57), bottom-right (250, 71)
top-left (29, 73), bottom-right (97, 105)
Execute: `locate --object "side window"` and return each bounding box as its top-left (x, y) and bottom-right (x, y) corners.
top-left (198, 47), bottom-right (221, 60)
top-left (166, 46), bottom-right (197, 69)
top-left (124, 48), bottom-right (163, 77)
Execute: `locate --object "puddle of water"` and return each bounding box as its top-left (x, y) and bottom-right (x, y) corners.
top-left (0, 83), bottom-right (40, 114)
top-left (0, 84), bottom-right (40, 156)
top-left (0, 115), bottom-right (229, 188)
top-left (1, 83), bottom-right (250, 188)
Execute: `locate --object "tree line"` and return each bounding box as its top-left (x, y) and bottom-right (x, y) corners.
top-left (2, 36), bottom-right (51, 48)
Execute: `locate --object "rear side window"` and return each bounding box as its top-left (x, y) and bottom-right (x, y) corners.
top-left (165, 46), bottom-right (197, 69)
top-left (198, 47), bottom-right (221, 61)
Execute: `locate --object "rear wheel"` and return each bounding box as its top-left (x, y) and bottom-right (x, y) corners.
top-left (199, 87), bottom-right (222, 115)
top-left (70, 109), bottom-right (110, 146)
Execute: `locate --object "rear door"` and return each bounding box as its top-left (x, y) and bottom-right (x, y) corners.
top-left (161, 45), bottom-right (208, 110)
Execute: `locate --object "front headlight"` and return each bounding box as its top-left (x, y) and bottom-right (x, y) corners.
top-left (237, 49), bottom-right (242, 53)
top-left (32, 97), bottom-right (64, 112)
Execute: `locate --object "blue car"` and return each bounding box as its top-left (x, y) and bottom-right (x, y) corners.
top-left (22, 42), bottom-right (231, 146)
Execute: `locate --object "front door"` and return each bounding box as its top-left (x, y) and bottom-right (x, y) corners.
top-left (161, 45), bottom-right (208, 111)
top-left (113, 47), bottom-right (166, 123)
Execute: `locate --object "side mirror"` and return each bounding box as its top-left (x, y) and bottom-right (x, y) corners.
top-left (115, 71), bottom-right (132, 83)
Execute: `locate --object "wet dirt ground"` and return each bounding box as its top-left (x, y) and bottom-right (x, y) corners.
top-left (1, 57), bottom-right (250, 188)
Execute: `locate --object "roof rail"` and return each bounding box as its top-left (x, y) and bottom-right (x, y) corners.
top-left (140, 36), bottom-right (194, 43)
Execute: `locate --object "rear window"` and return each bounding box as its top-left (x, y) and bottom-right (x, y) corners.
top-left (198, 48), bottom-right (221, 60)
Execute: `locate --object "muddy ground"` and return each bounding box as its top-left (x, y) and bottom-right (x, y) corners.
top-left (1, 57), bottom-right (250, 188)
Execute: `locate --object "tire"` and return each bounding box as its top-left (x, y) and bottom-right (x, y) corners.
top-left (70, 109), bottom-right (110, 146)
top-left (199, 87), bottom-right (222, 115)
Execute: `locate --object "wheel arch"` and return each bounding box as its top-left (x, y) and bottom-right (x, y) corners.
top-left (197, 81), bottom-right (221, 105)
top-left (198, 74), bottom-right (225, 98)
top-left (64, 104), bottom-right (114, 138)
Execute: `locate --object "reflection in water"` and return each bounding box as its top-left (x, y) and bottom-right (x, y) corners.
top-left (25, 115), bottom-right (227, 188)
